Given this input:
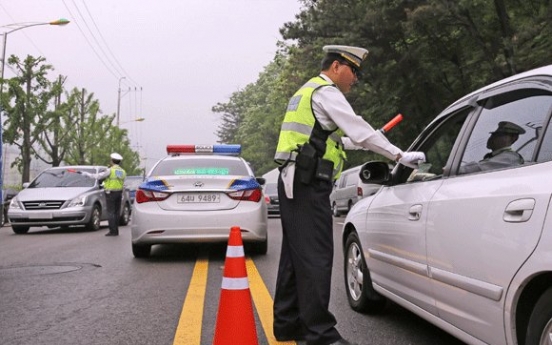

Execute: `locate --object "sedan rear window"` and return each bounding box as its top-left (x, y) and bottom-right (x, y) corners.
top-left (151, 158), bottom-right (250, 176)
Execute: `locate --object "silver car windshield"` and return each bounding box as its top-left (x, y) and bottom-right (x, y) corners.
top-left (29, 169), bottom-right (98, 188)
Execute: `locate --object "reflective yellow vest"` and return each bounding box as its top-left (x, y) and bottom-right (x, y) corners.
top-left (103, 165), bottom-right (126, 191)
top-left (274, 76), bottom-right (346, 179)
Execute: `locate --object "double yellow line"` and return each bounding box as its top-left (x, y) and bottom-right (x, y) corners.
top-left (172, 254), bottom-right (296, 345)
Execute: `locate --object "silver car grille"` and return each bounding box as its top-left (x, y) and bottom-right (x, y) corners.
top-left (23, 201), bottom-right (64, 210)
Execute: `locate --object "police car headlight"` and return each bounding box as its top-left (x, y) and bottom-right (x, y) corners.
top-left (67, 195), bottom-right (87, 208)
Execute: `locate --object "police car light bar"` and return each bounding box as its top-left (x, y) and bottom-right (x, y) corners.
top-left (166, 144), bottom-right (242, 156)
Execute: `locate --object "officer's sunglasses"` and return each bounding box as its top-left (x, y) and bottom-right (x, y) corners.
top-left (340, 62), bottom-right (361, 78)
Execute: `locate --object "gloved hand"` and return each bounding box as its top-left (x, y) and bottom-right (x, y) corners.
top-left (398, 151), bottom-right (426, 169)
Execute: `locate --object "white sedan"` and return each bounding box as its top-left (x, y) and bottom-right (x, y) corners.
top-left (342, 64), bottom-right (552, 345)
top-left (131, 145), bottom-right (268, 258)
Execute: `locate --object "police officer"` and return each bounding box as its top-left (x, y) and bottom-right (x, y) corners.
top-left (273, 45), bottom-right (425, 345)
top-left (81, 153), bottom-right (127, 236)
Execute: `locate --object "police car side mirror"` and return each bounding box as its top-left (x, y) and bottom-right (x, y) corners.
top-left (359, 161), bottom-right (391, 185)
top-left (256, 177), bottom-right (266, 186)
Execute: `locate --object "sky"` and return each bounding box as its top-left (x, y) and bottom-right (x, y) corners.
top-left (0, 0), bottom-right (302, 176)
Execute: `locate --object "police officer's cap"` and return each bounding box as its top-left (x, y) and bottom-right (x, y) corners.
top-left (490, 121), bottom-right (526, 135)
top-left (323, 45), bottom-right (369, 69)
top-left (110, 152), bottom-right (123, 161)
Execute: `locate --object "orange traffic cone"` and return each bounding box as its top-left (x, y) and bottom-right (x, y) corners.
top-left (213, 226), bottom-right (259, 345)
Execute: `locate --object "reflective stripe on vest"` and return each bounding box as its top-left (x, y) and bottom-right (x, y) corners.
top-left (274, 76), bottom-right (346, 179)
top-left (103, 166), bottom-right (126, 191)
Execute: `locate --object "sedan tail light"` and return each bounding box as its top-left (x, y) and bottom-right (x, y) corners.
top-left (228, 188), bottom-right (262, 202)
top-left (357, 187), bottom-right (363, 197)
top-left (135, 189), bottom-right (170, 203)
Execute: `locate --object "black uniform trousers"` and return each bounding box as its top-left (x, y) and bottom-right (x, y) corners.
top-left (273, 170), bottom-right (342, 345)
top-left (106, 190), bottom-right (122, 235)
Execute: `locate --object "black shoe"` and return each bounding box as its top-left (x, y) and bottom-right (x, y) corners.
top-left (329, 339), bottom-right (358, 345)
top-left (105, 233), bottom-right (118, 236)
top-left (275, 335), bottom-right (306, 342)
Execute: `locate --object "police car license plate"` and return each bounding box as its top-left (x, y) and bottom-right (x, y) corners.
top-left (177, 193), bottom-right (220, 203)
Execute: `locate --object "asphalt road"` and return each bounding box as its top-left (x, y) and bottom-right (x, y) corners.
top-left (0, 217), bottom-right (466, 345)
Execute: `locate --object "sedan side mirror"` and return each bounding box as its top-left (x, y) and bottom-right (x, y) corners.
top-left (359, 161), bottom-right (392, 185)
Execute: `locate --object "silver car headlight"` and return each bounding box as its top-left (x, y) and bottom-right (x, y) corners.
top-left (66, 195), bottom-right (87, 208)
top-left (9, 197), bottom-right (22, 209)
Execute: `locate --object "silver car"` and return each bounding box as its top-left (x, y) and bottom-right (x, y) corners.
top-left (131, 145), bottom-right (268, 258)
top-left (263, 182), bottom-right (280, 216)
top-left (8, 165), bottom-right (131, 234)
top-left (329, 165), bottom-right (382, 217)
top-left (342, 64), bottom-right (552, 345)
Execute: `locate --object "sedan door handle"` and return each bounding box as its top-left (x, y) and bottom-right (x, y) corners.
top-left (408, 204), bottom-right (423, 221)
top-left (504, 198), bottom-right (535, 223)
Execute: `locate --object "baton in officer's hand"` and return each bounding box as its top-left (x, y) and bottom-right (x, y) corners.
top-left (379, 113), bottom-right (403, 134)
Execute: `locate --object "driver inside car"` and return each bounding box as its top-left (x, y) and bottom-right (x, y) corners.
top-left (459, 121), bottom-right (526, 174)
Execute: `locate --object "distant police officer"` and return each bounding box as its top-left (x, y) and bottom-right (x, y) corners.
top-left (82, 153), bottom-right (127, 236)
top-left (273, 45), bottom-right (425, 345)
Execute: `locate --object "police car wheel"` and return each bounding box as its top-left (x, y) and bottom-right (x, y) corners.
top-left (132, 243), bottom-right (151, 258)
top-left (246, 239), bottom-right (268, 255)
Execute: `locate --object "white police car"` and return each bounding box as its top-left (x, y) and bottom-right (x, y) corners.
top-left (131, 145), bottom-right (268, 258)
top-left (342, 64), bottom-right (552, 345)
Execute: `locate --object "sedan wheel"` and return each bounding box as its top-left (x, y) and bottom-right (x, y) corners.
top-left (12, 225), bottom-right (30, 234)
top-left (119, 203), bottom-right (130, 226)
top-left (525, 287), bottom-right (552, 345)
top-left (332, 202), bottom-right (340, 217)
top-left (0, 205), bottom-right (5, 227)
top-left (86, 206), bottom-right (101, 231)
top-left (344, 231), bottom-right (386, 313)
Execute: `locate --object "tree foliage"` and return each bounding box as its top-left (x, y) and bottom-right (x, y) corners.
top-left (1, 55), bottom-right (143, 183)
top-left (213, 0), bottom-right (552, 175)
top-left (1, 55), bottom-right (53, 183)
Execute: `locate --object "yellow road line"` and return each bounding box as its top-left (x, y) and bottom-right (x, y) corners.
top-left (172, 254), bottom-right (296, 344)
top-left (172, 253), bottom-right (209, 345)
top-left (246, 258), bottom-right (296, 345)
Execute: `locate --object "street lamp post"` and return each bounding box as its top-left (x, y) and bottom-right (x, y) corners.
top-left (0, 19), bottom-right (70, 81)
top-left (118, 117), bottom-right (145, 175)
top-left (116, 77), bottom-right (126, 127)
top-left (0, 18), bottom-right (69, 207)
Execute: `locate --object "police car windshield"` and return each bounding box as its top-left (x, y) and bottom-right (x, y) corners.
top-left (152, 158), bottom-right (249, 176)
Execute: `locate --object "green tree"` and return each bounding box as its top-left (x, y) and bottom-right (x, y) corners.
top-left (1, 55), bottom-right (53, 183)
top-left (62, 87), bottom-right (142, 175)
top-left (214, 0), bottom-right (552, 171)
top-left (34, 74), bottom-right (75, 167)
top-left (212, 48), bottom-right (302, 175)
top-left (63, 87), bottom-right (113, 165)
top-left (1, 55), bottom-right (143, 180)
